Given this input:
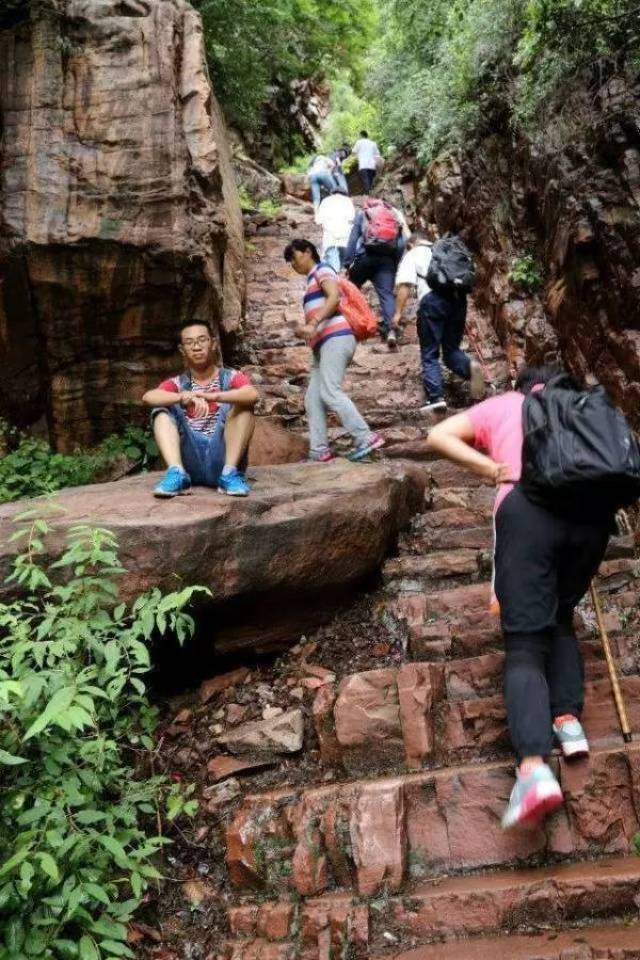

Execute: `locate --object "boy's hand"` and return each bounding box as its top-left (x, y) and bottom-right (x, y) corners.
top-left (181, 393), bottom-right (209, 418)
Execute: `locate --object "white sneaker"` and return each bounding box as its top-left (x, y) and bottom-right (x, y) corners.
top-left (470, 360), bottom-right (485, 400)
top-left (420, 399), bottom-right (447, 414)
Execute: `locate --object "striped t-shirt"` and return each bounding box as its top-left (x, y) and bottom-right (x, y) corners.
top-left (158, 369), bottom-right (251, 435)
top-left (304, 262), bottom-right (353, 350)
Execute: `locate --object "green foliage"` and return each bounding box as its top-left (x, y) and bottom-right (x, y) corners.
top-left (193, 0), bottom-right (378, 156)
top-left (237, 186), bottom-right (282, 218)
top-left (370, 0), bottom-right (640, 161)
top-left (0, 515), bottom-right (207, 959)
top-left (508, 254), bottom-right (543, 291)
top-left (0, 427), bottom-right (158, 505)
top-left (319, 71), bottom-right (380, 153)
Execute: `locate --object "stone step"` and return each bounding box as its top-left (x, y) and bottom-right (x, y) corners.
top-left (311, 650), bottom-right (640, 775)
top-left (384, 550), bottom-right (637, 597)
top-left (383, 548), bottom-right (490, 589)
top-left (226, 743), bottom-right (640, 899)
top-left (374, 922), bottom-right (640, 960)
top-left (391, 576), bottom-right (639, 663)
top-left (400, 524), bottom-right (636, 559)
top-left (223, 855), bottom-right (640, 958)
top-left (370, 856), bottom-right (640, 951)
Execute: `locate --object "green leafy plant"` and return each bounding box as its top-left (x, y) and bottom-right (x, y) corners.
top-left (508, 253), bottom-right (543, 291)
top-left (369, 0), bottom-right (640, 162)
top-left (0, 426), bottom-right (158, 505)
top-left (0, 514), bottom-right (208, 959)
top-left (237, 185), bottom-right (282, 218)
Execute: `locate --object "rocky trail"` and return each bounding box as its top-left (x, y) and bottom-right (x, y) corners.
top-left (147, 195), bottom-right (640, 960)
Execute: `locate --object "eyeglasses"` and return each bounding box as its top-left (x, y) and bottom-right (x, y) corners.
top-left (181, 336), bottom-right (211, 348)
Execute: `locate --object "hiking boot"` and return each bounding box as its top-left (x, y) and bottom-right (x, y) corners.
top-left (218, 468), bottom-right (251, 497)
top-left (306, 448), bottom-right (336, 463)
top-left (387, 330), bottom-right (398, 351)
top-left (420, 398), bottom-right (448, 414)
top-left (469, 359), bottom-right (485, 400)
top-left (553, 715), bottom-right (589, 759)
top-left (153, 466), bottom-right (191, 498)
top-left (501, 763), bottom-right (563, 831)
top-left (348, 433), bottom-right (385, 461)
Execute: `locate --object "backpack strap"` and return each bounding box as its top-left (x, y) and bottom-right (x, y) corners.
top-left (219, 367), bottom-right (234, 392)
top-left (179, 368), bottom-right (234, 392)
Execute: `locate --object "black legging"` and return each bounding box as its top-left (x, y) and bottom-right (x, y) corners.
top-left (504, 617), bottom-right (585, 759)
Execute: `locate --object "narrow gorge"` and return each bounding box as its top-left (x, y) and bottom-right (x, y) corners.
top-left (0, 2), bottom-right (640, 960)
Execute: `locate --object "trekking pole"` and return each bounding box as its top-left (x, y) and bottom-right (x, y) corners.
top-left (589, 581), bottom-right (632, 743)
top-left (465, 320), bottom-right (497, 394)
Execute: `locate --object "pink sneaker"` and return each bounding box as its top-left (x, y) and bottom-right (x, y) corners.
top-left (501, 763), bottom-right (563, 830)
top-left (306, 449), bottom-right (336, 463)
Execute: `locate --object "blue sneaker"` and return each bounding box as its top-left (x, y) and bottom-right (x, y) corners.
top-left (218, 468), bottom-right (251, 497)
top-left (348, 433), bottom-right (385, 462)
top-left (153, 466), bottom-right (191, 498)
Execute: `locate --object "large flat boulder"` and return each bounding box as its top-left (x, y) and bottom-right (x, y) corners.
top-left (0, 461), bottom-right (426, 655)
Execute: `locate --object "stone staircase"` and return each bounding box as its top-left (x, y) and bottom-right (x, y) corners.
top-left (223, 196), bottom-right (640, 959)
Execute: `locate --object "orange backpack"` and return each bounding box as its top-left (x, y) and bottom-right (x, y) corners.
top-left (337, 276), bottom-right (378, 341)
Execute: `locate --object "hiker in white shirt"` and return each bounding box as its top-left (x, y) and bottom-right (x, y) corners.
top-left (351, 130), bottom-right (381, 194)
top-left (394, 233), bottom-right (483, 413)
top-left (315, 188), bottom-right (356, 273)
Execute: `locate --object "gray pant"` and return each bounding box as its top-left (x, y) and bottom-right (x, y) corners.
top-left (305, 334), bottom-right (371, 456)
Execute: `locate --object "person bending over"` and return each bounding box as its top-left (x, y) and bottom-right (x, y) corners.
top-left (142, 320), bottom-right (258, 498)
top-left (426, 365), bottom-right (613, 830)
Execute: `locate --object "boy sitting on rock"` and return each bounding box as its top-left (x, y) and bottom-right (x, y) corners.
top-left (142, 320), bottom-right (258, 498)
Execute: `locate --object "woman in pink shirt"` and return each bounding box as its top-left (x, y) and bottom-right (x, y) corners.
top-left (426, 366), bottom-right (612, 831)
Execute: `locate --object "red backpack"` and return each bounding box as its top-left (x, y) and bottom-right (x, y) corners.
top-left (337, 276), bottom-right (378, 341)
top-left (362, 198), bottom-right (400, 255)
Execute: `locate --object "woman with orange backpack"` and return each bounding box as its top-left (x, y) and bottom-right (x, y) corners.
top-left (284, 238), bottom-right (384, 463)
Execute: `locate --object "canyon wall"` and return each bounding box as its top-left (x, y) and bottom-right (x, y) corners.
top-left (418, 78), bottom-right (640, 425)
top-left (0, 0), bottom-right (244, 450)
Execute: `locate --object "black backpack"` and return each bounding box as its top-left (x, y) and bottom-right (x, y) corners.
top-left (520, 374), bottom-right (640, 518)
top-left (427, 234), bottom-right (475, 295)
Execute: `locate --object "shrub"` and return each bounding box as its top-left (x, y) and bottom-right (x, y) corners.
top-left (0, 515), bottom-right (207, 959)
top-left (369, 0), bottom-right (640, 162)
top-left (508, 254), bottom-right (543, 291)
top-left (0, 427), bottom-right (158, 505)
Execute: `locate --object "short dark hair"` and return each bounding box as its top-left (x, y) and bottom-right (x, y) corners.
top-left (359, 130), bottom-right (368, 138)
top-left (179, 319), bottom-right (213, 340)
top-left (283, 238), bottom-right (320, 263)
top-left (514, 364), bottom-right (578, 394)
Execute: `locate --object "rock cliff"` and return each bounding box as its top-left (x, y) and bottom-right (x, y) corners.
top-left (418, 78), bottom-right (640, 423)
top-left (0, 0), bottom-right (244, 450)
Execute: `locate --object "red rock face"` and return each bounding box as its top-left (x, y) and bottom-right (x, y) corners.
top-left (0, 0), bottom-right (244, 449)
top-left (419, 79), bottom-right (640, 424)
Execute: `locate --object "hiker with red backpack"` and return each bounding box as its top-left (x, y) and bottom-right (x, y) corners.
top-left (344, 197), bottom-right (408, 350)
top-left (284, 238), bottom-right (384, 463)
top-left (425, 365), bottom-right (640, 830)
top-left (393, 232), bottom-right (484, 411)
